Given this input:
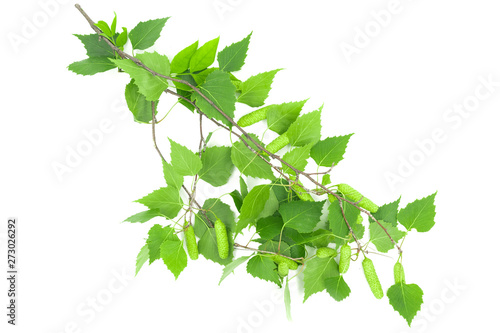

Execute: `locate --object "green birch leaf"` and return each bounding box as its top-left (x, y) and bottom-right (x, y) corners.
top-left (238, 69), bottom-right (282, 107)
top-left (68, 57), bottom-right (116, 76)
top-left (279, 201), bottom-right (324, 233)
top-left (160, 239), bottom-right (187, 279)
top-left (169, 139), bottom-right (202, 176)
top-left (246, 255), bottom-right (281, 287)
top-left (310, 134), bottom-right (353, 167)
top-left (171, 40), bottom-right (199, 74)
top-left (287, 109), bottom-right (322, 147)
top-left (237, 185), bottom-right (271, 233)
top-left (281, 144), bottom-right (312, 174)
top-left (190, 37), bottom-right (220, 72)
top-left (74, 34), bottom-right (115, 58)
top-left (146, 224), bottom-right (176, 263)
top-left (256, 216), bottom-right (284, 240)
top-left (231, 140), bottom-right (274, 180)
top-left (398, 192), bottom-right (437, 232)
top-left (192, 70), bottom-right (237, 127)
top-left (295, 229), bottom-right (335, 246)
top-left (111, 51), bottom-right (170, 101)
top-left (369, 220), bottom-right (406, 253)
top-left (129, 17), bottom-right (169, 50)
top-left (124, 209), bottom-right (163, 223)
top-left (240, 176), bottom-right (248, 198)
top-left (266, 100), bottom-right (308, 135)
top-left (325, 276), bottom-right (351, 302)
top-left (387, 283), bottom-right (424, 326)
top-left (217, 32), bottom-right (252, 72)
top-left (162, 160), bottom-right (184, 190)
top-left (328, 198), bottom-right (362, 245)
top-left (198, 228), bottom-right (233, 265)
top-left (219, 255), bottom-right (252, 285)
top-left (135, 187), bottom-right (183, 219)
top-left (371, 198), bottom-right (401, 226)
top-left (199, 146), bottom-right (234, 187)
top-left (303, 256), bottom-right (339, 302)
top-left (124, 80), bottom-right (158, 123)
top-left (229, 190), bottom-right (243, 212)
top-left (322, 174), bottom-right (331, 186)
top-left (135, 244), bottom-right (149, 276)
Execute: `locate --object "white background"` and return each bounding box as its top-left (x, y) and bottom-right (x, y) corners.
top-left (1, 0), bottom-right (499, 332)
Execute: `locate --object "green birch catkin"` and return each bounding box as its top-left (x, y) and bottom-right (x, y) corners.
top-left (237, 107), bottom-right (268, 127)
top-left (362, 258), bottom-right (384, 299)
top-left (337, 183), bottom-right (379, 213)
top-left (339, 243), bottom-right (351, 274)
top-left (316, 247), bottom-right (337, 258)
top-left (214, 218), bottom-right (229, 259)
top-left (184, 225), bottom-right (198, 260)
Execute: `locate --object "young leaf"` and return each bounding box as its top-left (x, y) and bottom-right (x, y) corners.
top-left (217, 32), bottom-right (252, 72)
top-left (189, 37), bottom-right (220, 72)
top-left (287, 109), bottom-right (322, 147)
top-left (231, 140), bottom-right (274, 180)
top-left (387, 283), bottom-right (424, 326)
top-left (198, 228), bottom-right (233, 265)
top-left (146, 224), bottom-right (176, 263)
top-left (398, 192), bottom-right (437, 232)
top-left (191, 70), bottom-right (237, 127)
top-left (310, 134), bottom-right (353, 167)
top-left (135, 187), bottom-right (183, 219)
top-left (162, 160), bottom-right (184, 189)
top-left (95, 20), bottom-right (112, 38)
top-left (111, 51), bottom-right (170, 101)
top-left (68, 57), bottom-right (117, 76)
top-left (169, 139), bottom-right (203, 176)
top-left (135, 244), bottom-right (149, 276)
top-left (129, 17), bottom-right (169, 50)
top-left (219, 255), bottom-right (252, 285)
top-left (240, 176), bottom-right (248, 198)
top-left (110, 13), bottom-right (117, 36)
top-left (325, 276), bottom-right (351, 302)
top-left (246, 255), bottom-right (282, 287)
top-left (266, 100), bottom-right (308, 135)
top-left (279, 201), bottom-right (324, 233)
top-left (371, 197), bottom-right (401, 226)
top-left (238, 69), bottom-right (282, 107)
top-left (116, 28), bottom-right (128, 48)
top-left (124, 80), bottom-right (158, 123)
top-left (160, 239), bottom-right (187, 279)
top-left (369, 220), bottom-right (406, 253)
top-left (124, 209), bottom-right (163, 223)
top-left (171, 41), bottom-right (199, 74)
top-left (322, 174), bottom-right (331, 186)
top-left (303, 256), bottom-right (339, 302)
top-left (74, 34), bottom-right (115, 58)
top-left (199, 146), bottom-right (234, 187)
top-left (281, 144), bottom-right (312, 174)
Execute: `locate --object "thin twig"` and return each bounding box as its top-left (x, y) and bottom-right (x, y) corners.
top-left (234, 243), bottom-right (303, 262)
